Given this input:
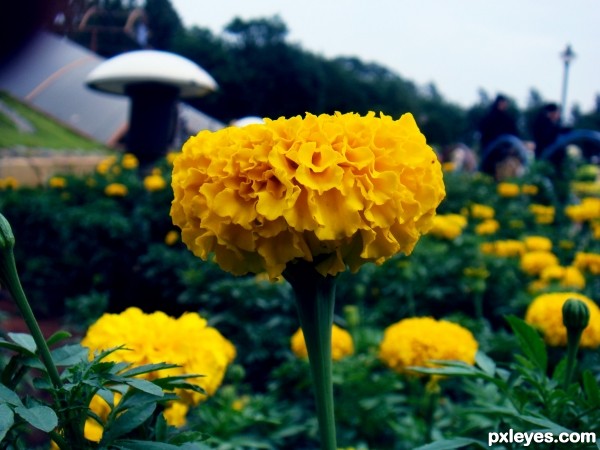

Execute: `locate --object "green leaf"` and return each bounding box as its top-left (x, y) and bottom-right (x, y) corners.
top-left (119, 363), bottom-right (180, 378)
top-left (505, 315), bottom-right (547, 372)
top-left (518, 415), bottom-right (572, 435)
top-left (50, 344), bottom-right (89, 366)
top-left (46, 330), bottom-right (72, 347)
top-left (0, 339), bottom-right (36, 356)
top-left (0, 404), bottom-right (15, 442)
top-left (113, 440), bottom-right (195, 449)
top-left (0, 383), bottom-right (23, 407)
top-left (475, 351), bottom-right (496, 376)
top-left (168, 431), bottom-right (211, 445)
top-left (7, 333), bottom-right (36, 354)
top-left (582, 370), bottom-right (600, 406)
top-left (125, 379), bottom-right (164, 397)
top-left (413, 437), bottom-right (488, 450)
top-left (14, 405), bottom-right (58, 432)
top-left (101, 403), bottom-right (156, 443)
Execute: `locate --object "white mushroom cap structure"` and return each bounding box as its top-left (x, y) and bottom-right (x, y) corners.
top-left (86, 50), bottom-right (218, 98)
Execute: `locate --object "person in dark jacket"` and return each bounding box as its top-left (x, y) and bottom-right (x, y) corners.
top-left (478, 94), bottom-right (520, 151)
top-left (531, 102), bottom-right (571, 169)
top-left (478, 94), bottom-right (521, 177)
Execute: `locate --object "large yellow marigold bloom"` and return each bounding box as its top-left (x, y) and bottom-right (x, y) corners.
top-left (170, 112), bottom-right (445, 279)
top-left (379, 317), bottom-right (478, 374)
top-left (291, 324), bottom-right (354, 361)
top-left (525, 292), bottom-right (600, 347)
top-left (429, 214), bottom-right (468, 240)
top-left (520, 250), bottom-right (560, 276)
top-left (82, 307), bottom-right (236, 405)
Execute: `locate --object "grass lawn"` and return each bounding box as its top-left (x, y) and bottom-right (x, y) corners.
top-left (0, 91), bottom-right (109, 151)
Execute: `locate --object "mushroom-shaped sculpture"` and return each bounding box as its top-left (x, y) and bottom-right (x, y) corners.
top-left (86, 50), bottom-right (217, 167)
top-left (230, 116), bottom-right (265, 127)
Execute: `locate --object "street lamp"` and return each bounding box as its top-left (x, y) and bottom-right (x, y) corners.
top-left (559, 44), bottom-right (576, 121)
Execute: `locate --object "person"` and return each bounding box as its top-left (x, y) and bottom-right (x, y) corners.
top-left (531, 102), bottom-right (571, 169)
top-left (478, 94), bottom-right (520, 151)
top-left (478, 94), bottom-right (521, 177)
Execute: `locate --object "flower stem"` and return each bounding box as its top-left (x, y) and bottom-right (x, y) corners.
top-left (563, 328), bottom-right (583, 389)
top-left (284, 261), bottom-right (337, 450)
top-left (0, 214), bottom-right (62, 389)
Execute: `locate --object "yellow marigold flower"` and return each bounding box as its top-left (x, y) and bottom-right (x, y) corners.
top-left (291, 324), bottom-right (354, 361)
top-left (171, 112), bottom-right (446, 279)
top-left (82, 307), bottom-right (236, 405)
top-left (48, 176), bottom-right (67, 188)
top-left (121, 153), bottom-right (139, 169)
top-left (104, 182), bottom-right (128, 197)
top-left (232, 395), bottom-right (250, 412)
top-left (571, 181), bottom-right (600, 197)
top-left (520, 251), bottom-right (560, 276)
top-left (562, 266), bottom-right (586, 289)
top-left (521, 184), bottom-right (538, 195)
top-left (523, 235), bottom-right (553, 252)
top-left (540, 265), bottom-right (565, 282)
top-left (529, 204), bottom-right (555, 225)
top-left (163, 402), bottom-right (189, 428)
top-left (592, 221), bottom-right (600, 240)
top-left (573, 252), bottom-right (600, 275)
top-left (565, 198), bottom-right (600, 222)
top-left (379, 317), bottom-right (478, 374)
top-left (475, 219), bottom-right (499, 235)
top-left (166, 151), bottom-right (179, 165)
top-left (0, 176), bottom-right (19, 190)
top-left (429, 214), bottom-right (468, 240)
top-left (96, 155), bottom-right (117, 175)
top-left (143, 174), bottom-right (167, 191)
top-left (470, 203), bottom-right (495, 219)
top-left (525, 292), bottom-right (600, 347)
top-left (497, 182), bottom-right (520, 197)
top-left (442, 162), bottom-right (455, 172)
top-left (165, 230), bottom-right (179, 246)
top-left (480, 240), bottom-right (525, 257)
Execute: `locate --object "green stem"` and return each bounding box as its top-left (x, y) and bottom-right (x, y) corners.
top-left (0, 221), bottom-right (62, 389)
top-left (563, 329), bottom-right (582, 389)
top-left (284, 260), bottom-right (337, 450)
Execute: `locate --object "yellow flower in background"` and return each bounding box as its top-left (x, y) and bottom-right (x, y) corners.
top-left (497, 182), bottom-right (520, 197)
top-left (475, 219), bottom-right (499, 235)
top-left (96, 155), bottom-right (117, 175)
top-left (379, 317), bottom-right (478, 375)
top-left (571, 181), bottom-right (600, 197)
top-left (165, 230), bottom-right (179, 246)
top-left (429, 214), bottom-right (468, 240)
top-left (162, 402), bottom-right (189, 428)
top-left (539, 265), bottom-right (586, 290)
top-left (171, 112), bottom-right (445, 279)
top-left (121, 153), bottom-right (139, 170)
top-left (525, 292), bottom-right (600, 347)
top-left (291, 324), bottom-right (354, 361)
top-left (48, 176), bottom-right (67, 188)
top-left (592, 221), bottom-right (600, 240)
top-left (442, 162), bottom-right (456, 172)
top-left (0, 176), bottom-right (19, 189)
top-left (528, 204), bottom-right (555, 225)
top-left (521, 184), bottom-right (538, 195)
top-left (143, 174), bottom-right (167, 192)
top-left (480, 239), bottom-right (526, 257)
top-left (166, 151), bottom-right (179, 165)
top-left (82, 307), bottom-right (236, 405)
top-left (470, 203), bottom-right (495, 219)
top-left (520, 250), bottom-right (560, 276)
top-left (565, 197), bottom-right (600, 222)
top-left (574, 252), bottom-right (600, 275)
top-left (523, 235), bottom-right (553, 252)
top-left (104, 183), bottom-right (128, 197)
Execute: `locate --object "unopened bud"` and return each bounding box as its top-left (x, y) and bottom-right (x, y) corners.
top-left (563, 298), bottom-right (590, 333)
top-left (0, 213), bottom-right (15, 251)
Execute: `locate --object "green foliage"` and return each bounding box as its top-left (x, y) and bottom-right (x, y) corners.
top-left (0, 91), bottom-right (107, 151)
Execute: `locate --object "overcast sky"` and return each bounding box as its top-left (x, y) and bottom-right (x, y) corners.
top-left (169, 0), bottom-right (599, 115)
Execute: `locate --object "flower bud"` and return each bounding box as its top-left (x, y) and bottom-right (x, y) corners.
top-left (0, 213), bottom-right (15, 251)
top-left (563, 298), bottom-right (590, 333)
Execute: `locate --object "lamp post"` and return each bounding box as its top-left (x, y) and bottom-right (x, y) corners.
top-left (559, 44), bottom-right (576, 121)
